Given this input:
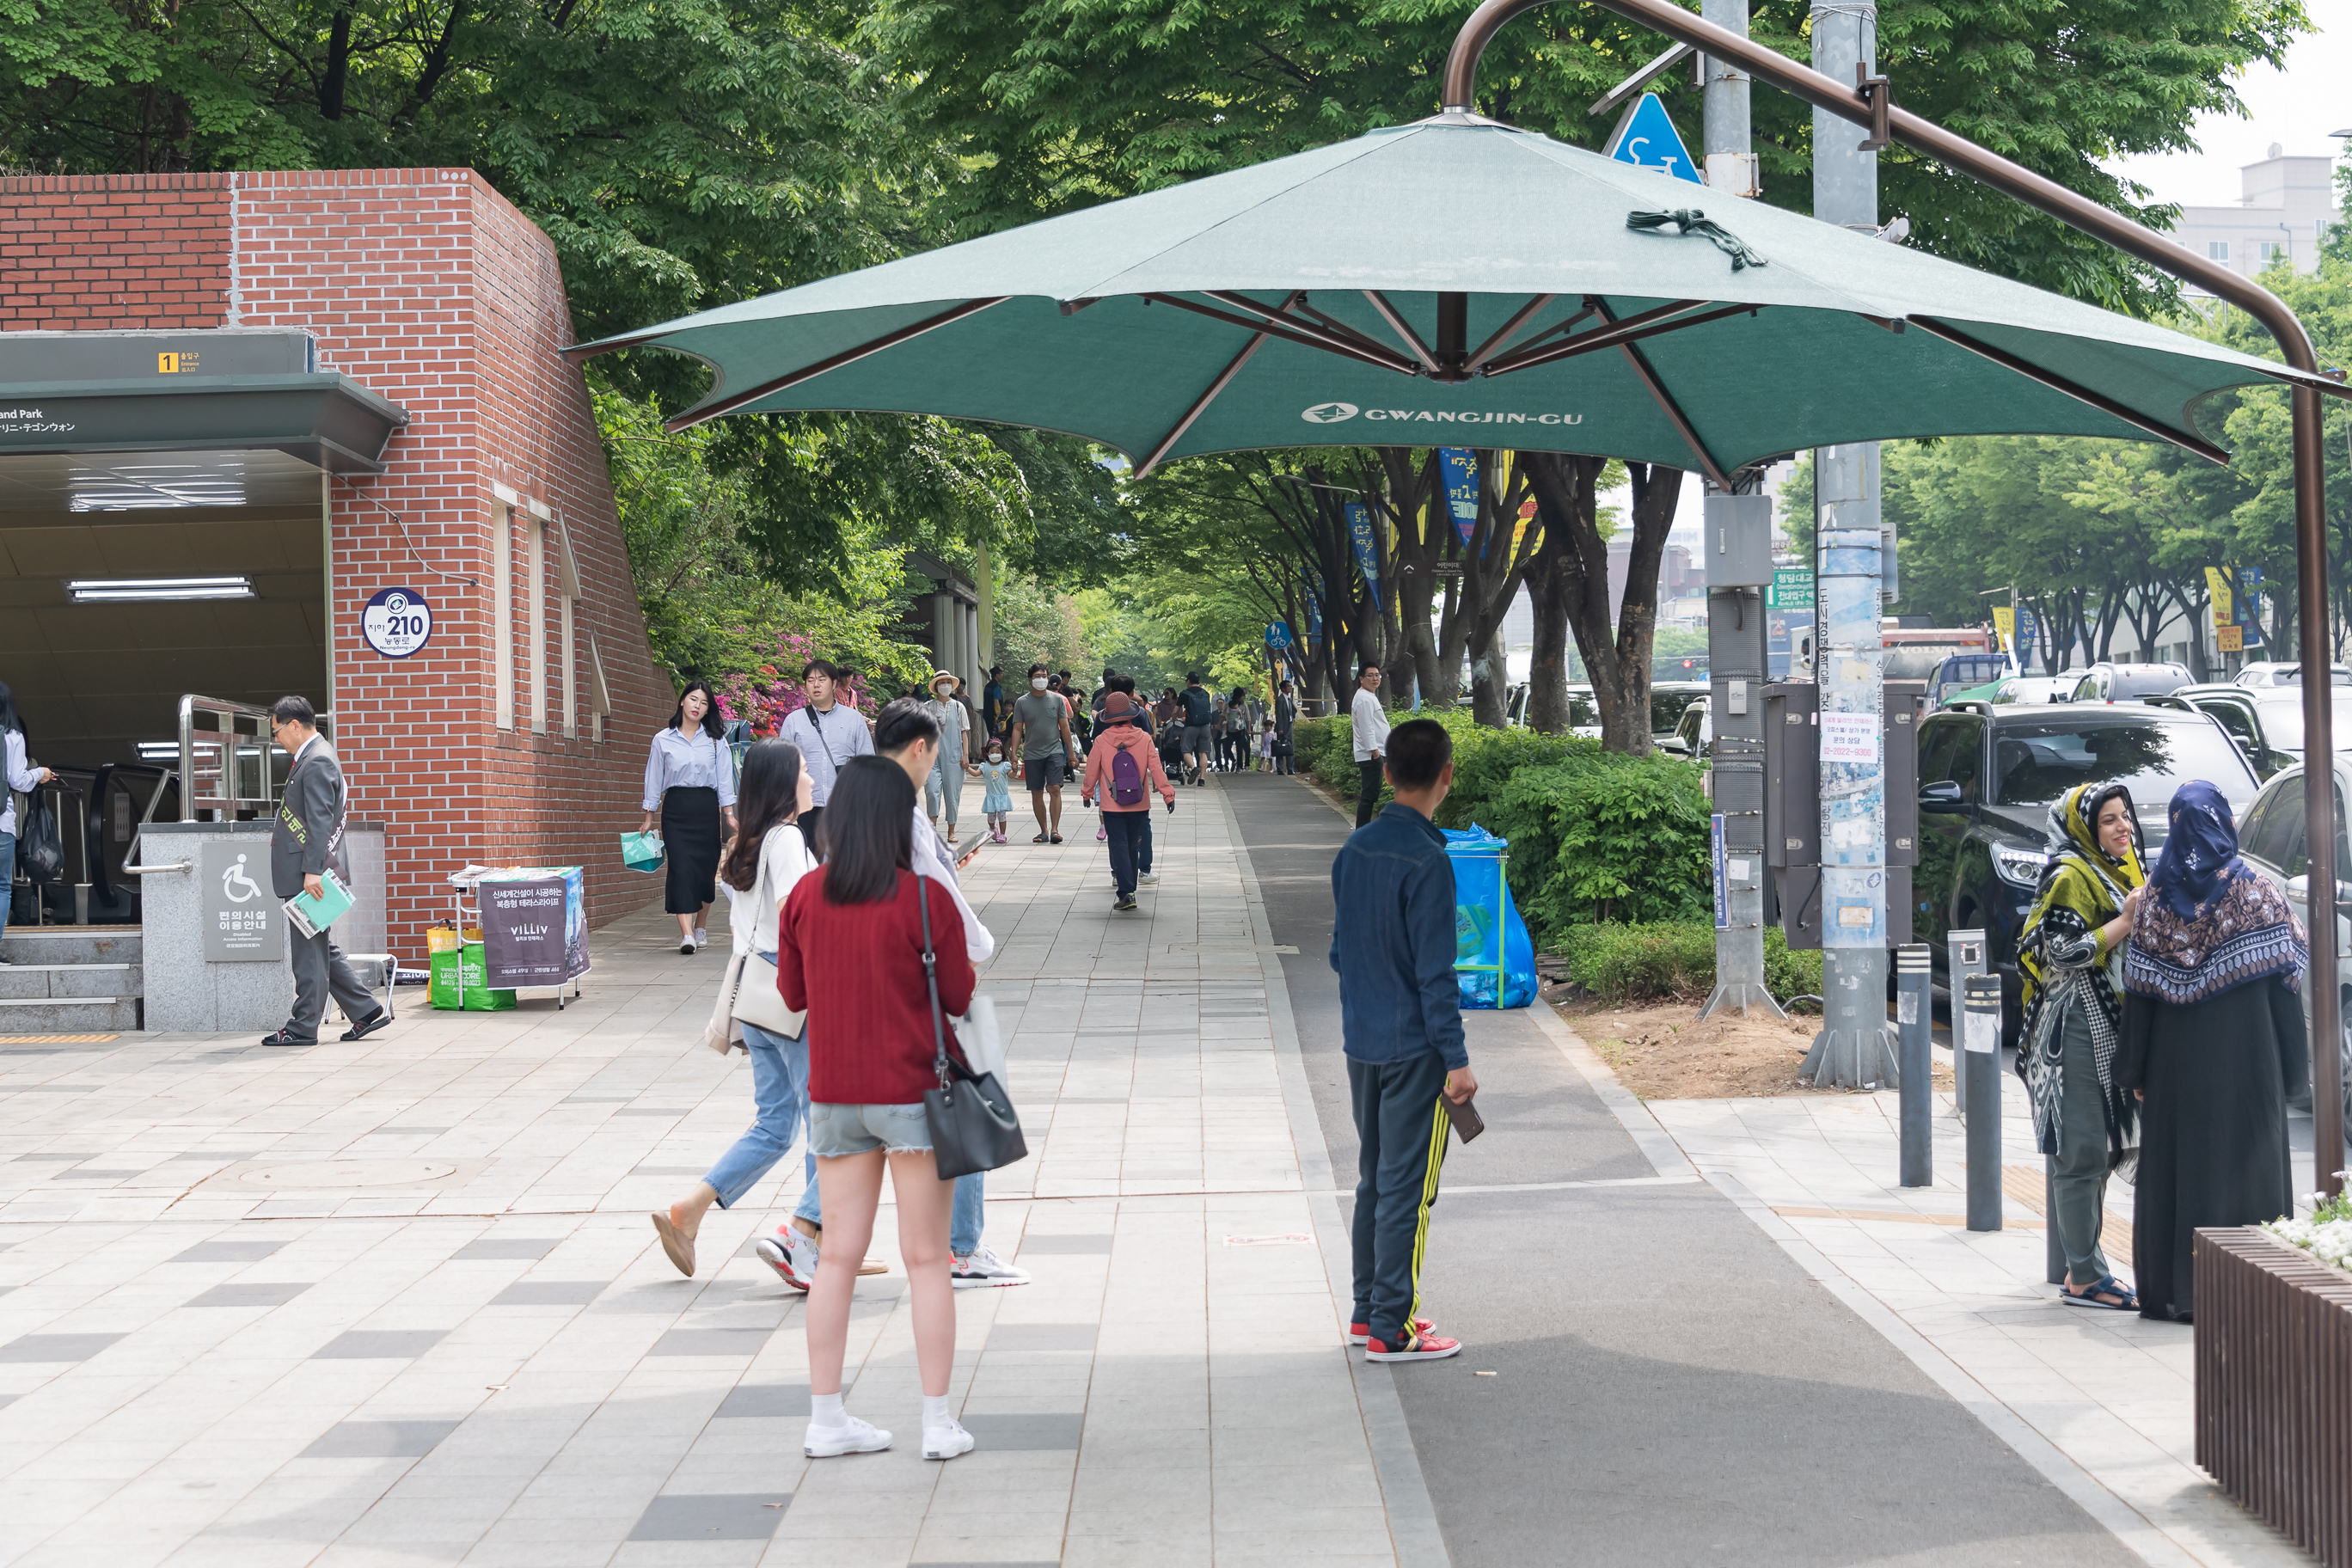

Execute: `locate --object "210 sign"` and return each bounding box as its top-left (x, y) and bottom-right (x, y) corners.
top-left (361, 587), bottom-right (434, 658)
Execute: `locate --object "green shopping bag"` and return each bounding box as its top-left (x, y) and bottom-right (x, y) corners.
top-left (460, 940), bottom-right (517, 1011)
top-left (621, 831), bottom-right (665, 873)
top-left (427, 927), bottom-right (466, 1010)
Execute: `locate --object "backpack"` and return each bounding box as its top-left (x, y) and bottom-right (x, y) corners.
top-left (1108, 736), bottom-right (1147, 806)
top-left (1180, 687), bottom-right (1215, 726)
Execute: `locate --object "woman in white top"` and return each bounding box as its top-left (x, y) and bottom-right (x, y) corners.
top-left (639, 681), bottom-right (739, 953)
top-left (1, 683), bottom-right (58, 954)
top-left (653, 739), bottom-right (818, 1277)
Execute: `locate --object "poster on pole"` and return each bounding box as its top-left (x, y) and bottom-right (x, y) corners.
top-left (1710, 813), bottom-right (1730, 931)
top-left (1345, 502), bottom-right (1382, 611)
top-left (1437, 449), bottom-right (1479, 547)
top-left (476, 867), bottom-right (590, 989)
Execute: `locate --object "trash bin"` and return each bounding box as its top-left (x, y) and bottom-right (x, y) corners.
top-left (1443, 825), bottom-right (1538, 1010)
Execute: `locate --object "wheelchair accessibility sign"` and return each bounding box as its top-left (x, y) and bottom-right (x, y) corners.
top-left (202, 842), bottom-right (283, 960)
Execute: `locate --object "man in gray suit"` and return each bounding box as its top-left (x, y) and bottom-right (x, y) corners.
top-left (260, 695), bottom-right (389, 1047)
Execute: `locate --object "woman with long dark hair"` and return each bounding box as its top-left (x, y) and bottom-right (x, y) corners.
top-left (652, 740), bottom-right (821, 1277)
top-left (779, 755), bottom-right (973, 1461)
top-left (0, 683), bottom-right (57, 956)
top-left (639, 680), bottom-right (737, 953)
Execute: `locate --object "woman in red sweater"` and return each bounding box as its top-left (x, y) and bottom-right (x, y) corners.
top-left (777, 756), bottom-right (977, 1461)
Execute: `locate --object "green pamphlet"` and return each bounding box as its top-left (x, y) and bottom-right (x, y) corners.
top-left (284, 868), bottom-right (355, 940)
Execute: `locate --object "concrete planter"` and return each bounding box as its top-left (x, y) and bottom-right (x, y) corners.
top-left (2195, 1226), bottom-right (2352, 1566)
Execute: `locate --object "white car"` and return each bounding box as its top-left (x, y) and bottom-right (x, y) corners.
top-left (2234, 662), bottom-right (2352, 689)
top-left (2228, 762), bottom-right (2352, 1141)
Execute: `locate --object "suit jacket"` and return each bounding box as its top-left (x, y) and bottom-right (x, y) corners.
top-left (271, 738), bottom-right (350, 898)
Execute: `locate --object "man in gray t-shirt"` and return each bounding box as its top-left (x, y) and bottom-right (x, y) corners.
top-left (1008, 664), bottom-right (1080, 842)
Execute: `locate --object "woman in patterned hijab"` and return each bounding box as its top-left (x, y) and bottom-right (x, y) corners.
top-left (2118, 780), bottom-right (2308, 1324)
top-left (2015, 781), bottom-right (2145, 1311)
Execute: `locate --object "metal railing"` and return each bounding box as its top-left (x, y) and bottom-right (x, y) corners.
top-left (174, 695), bottom-right (329, 822)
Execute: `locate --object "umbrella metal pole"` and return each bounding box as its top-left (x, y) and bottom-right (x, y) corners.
top-left (1442, 0), bottom-right (2345, 1195)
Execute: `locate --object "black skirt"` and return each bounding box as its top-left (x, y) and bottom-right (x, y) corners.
top-left (661, 786), bottom-right (723, 914)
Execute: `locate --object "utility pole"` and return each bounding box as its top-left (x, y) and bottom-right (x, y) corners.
top-left (1802, 0), bottom-right (1897, 1087)
top-left (1699, 0), bottom-right (1780, 1020)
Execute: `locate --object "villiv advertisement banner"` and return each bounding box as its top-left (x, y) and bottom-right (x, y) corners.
top-left (1346, 502), bottom-right (1381, 611)
top-left (1438, 448), bottom-right (1479, 547)
top-left (477, 866), bottom-right (590, 988)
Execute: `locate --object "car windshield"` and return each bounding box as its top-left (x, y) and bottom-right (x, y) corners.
top-left (2106, 668), bottom-right (2188, 699)
top-left (1651, 688), bottom-right (1705, 732)
top-left (2248, 692), bottom-right (2352, 750)
top-left (1989, 718), bottom-right (2255, 813)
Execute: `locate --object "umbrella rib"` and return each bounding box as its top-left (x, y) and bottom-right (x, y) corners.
top-left (1483, 297), bottom-right (1712, 376)
top-left (1144, 293), bottom-right (1418, 374)
top-left (1363, 291), bottom-right (1441, 374)
top-left (1592, 301), bottom-right (1730, 489)
top-left (1204, 291), bottom-right (1417, 369)
top-left (662, 297), bottom-right (1011, 432)
top-left (1136, 331), bottom-right (1270, 479)
top-left (1288, 297), bottom-right (1414, 359)
top-left (1464, 293), bottom-right (1559, 375)
top-left (1907, 316), bottom-right (2230, 466)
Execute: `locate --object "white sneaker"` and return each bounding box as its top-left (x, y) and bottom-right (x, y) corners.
top-left (691, 928), bottom-right (708, 948)
top-left (950, 1245), bottom-right (1032, 1289)
top-left (805, 1413), bottom-right (892, 1457)
top-left (753, 1231), bottom-right (811, 1291)
top-left (1137, 873), bottom-right (1158, 886)
top-left (922, 1418), bottom-right (976, 1460)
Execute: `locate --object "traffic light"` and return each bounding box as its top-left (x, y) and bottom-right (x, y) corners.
top-left (1681, 658), bottom-right (1696, 670)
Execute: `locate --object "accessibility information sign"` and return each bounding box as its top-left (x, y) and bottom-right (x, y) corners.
top-left (1605, 92), bottom-right (1703, 185)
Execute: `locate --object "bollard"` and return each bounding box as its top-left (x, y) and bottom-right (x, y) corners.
top-left (1896, 943), bottom-right (1932, 1187)
top-left (1963, 974), bottom-right (2003, 1231)
top-left (2044, 1158), bottom-right (2065, 1285)
top-left (1949, 928), bottom-right (1988, 1115)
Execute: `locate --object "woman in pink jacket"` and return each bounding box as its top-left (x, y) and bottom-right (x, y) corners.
top-left (1081, 690), bottom-right (1175, 911)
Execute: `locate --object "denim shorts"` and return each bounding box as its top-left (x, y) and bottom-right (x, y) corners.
top-left (808, 1100), bottom-right (933, 1157)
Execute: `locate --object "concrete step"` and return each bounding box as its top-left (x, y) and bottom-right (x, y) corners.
top-left (0, 927), bottom-right (143, 966)
top-left (0, 963), bottom-right (137, 1000)
top-left (0, 995), bottom-right (141, 1032)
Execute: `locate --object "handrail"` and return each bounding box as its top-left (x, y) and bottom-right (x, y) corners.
top-left (177, 694), bottom-right (276, 823)
top-left (1441, 0), bottom-right (2343, 1192)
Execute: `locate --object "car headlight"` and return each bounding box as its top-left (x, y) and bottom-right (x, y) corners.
top-left (1990, 842), bottom-right (2051, 889)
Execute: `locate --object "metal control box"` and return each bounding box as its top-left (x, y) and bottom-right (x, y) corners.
top-left (1704, 493), bottom-right (1773, 589)
top-left (1765, 681), bottom-right (1924, 951)
top-left (1764, 682), bottom-right (1817, 868)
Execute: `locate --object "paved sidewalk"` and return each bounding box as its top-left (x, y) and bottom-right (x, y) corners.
top-left (0, 786), bottom-right (1401, 1568)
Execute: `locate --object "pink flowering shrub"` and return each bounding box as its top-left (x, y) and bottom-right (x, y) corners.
top-left (714, 630), bottom-right (882, 735)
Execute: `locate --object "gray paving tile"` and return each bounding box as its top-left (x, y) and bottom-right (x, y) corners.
top-left (171, 1150), bottom-right (261, 1161)
top-left (369, 1125), bottom-right (450, 1135)
top-left (715, 1383), bottom-right (810, 1418)
top-left (986, 1324), bottom-right (1097, 1352)
top-left (454, 1238), bottom-right (560, 1260)
top-left (0, 1333), bottom-right (103, 1363)
top-left (613, 1107), bottom-right (689, 1117)
top-left (492, 1281), bottom-right (609, 1307)
top-left (170, 1240), bottom-right (286, 1263)
top-left (52, 1168), bottom-right (144, 1179)
top-left (299, 1418), bottom-right (461, 1458)
top-left (650, 1328), bottom-right (774, 1357)
top-left (1017, 1235), bottom-right (1113, 1254)
top-left (313, 1329), bottom-right (448, 1358)
top-left (628, 1492), bottom-right (792, 1540)
top-left (187, 1281), bottom-right (312, 1308)
top-left (958, 1412), bottom-right (1084, 1449)
top-left (11, 1151), bottom-right (99, 1161)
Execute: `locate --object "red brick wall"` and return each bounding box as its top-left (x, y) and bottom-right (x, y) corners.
top-left (0, 175), bottom-right (233, 328)
top-left (0, 168), bottom-right (678, 959)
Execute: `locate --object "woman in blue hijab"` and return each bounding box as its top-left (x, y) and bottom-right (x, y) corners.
top-left (2119, 780), bottom-right (2310, 1324)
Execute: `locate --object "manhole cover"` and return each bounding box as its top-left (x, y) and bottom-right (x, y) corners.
top-left (233, 1160), bottom-right (461, 1189)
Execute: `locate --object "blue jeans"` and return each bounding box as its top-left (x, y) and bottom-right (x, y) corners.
top-left (706, 1020), bottom-right (814, 1210)
top-left (1103, 812), bottom-right (1148, 897)
top-left (1136, 812), bottom-right (1153, 874)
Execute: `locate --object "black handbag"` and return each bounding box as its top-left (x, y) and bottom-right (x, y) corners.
top-left (915, 876), bottom-right (1028, 1179)
top-left (17, 788), bottom-right (63, 884)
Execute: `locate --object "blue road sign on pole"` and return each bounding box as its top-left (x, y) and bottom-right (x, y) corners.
top-left (1265, 621), bottom-right (1293, 651)
top-left (1605, 92), bottom-right (1703, 185)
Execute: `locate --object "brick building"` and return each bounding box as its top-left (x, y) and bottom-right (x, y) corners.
top-left (0, 169), bottom-right (678, 965)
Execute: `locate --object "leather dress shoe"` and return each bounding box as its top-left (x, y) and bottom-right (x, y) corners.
top-left (259, 1030), bottom-right (315, 1047)
top-left (341, 1008), bottom-right (391, 1043)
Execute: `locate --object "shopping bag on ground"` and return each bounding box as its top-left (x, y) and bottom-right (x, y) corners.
top-left (460, 938), bottom-right (517, 1011)
top-left (621, 831), bottom-right (665, 873)
top-left (426, 926), bottom-right (465, 1010)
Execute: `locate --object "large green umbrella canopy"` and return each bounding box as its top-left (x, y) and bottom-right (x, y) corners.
top-left (574, 116), bottom-right (2337, 482)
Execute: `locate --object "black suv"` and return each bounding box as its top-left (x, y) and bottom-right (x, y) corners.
top-left (1914, 700), bottom-right (2260, 1039)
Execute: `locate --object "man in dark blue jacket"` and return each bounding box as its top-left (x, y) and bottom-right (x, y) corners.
top-left (1329, 717), bottom-right (1476, 1362)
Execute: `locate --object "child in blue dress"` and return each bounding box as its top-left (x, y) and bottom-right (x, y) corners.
top-left (978, 739), bottom-right (1015, 843)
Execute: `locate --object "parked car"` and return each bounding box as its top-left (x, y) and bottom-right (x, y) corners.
top-left (2067, 662), bottom-right (2195, 703)
top-left (2222, 762), bottom-right (2352, 1135)
top-left (1946, 672), bottom-right (2076, 707)
top-left (2160, 683), bottom-right (2352, 767)
top-left (2233, 662), bottom-right (2352, 689)
top-left (1660, 695), bottom-right (1711, 760)
top-left (1913, 698), bottom-right (2260, 1042)
top-left (1650, 681), bottom-right (1709, 749)
top-left (1923, 652), bottom-right (2011, 708)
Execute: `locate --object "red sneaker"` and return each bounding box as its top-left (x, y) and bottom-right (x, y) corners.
top-left (1363, 1329), bottom-right (1461, 1363)
top-left (1348, 1317), bottom-right (1433, 1346)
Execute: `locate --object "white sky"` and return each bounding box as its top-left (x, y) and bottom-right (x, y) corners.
top-left (2103, 15), bottom-right (2352, 210)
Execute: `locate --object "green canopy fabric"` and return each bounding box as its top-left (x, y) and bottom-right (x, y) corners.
top-left (575, 116), bottom-right (2338, 480)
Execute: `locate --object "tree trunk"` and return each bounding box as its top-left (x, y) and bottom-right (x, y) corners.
top-left (1470, 624), bottom-right (1509, 726)
top-left (1523, 453), bottom-right (1670, 755)
top-left (1524, 540), bottom-right (1575, 733)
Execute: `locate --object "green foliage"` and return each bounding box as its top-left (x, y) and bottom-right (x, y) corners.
top-left (1557, 923), bottom-right (1822, 1005)
top-left (1485, 753), bottom-right (1712, 935)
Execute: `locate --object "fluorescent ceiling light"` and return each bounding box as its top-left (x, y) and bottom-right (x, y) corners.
top-left (69, 576), bottom-right (254, 603)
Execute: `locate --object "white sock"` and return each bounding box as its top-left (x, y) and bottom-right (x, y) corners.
top-left (922, 1394), bottom-right (952, 1429)
top-left (811, 1392), bottom-right (844, 1426)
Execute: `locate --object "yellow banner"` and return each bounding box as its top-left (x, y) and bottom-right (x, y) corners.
top-left (1991, 606), bottom-right (2015, 646)
top-left (2205, 567), bottom-right (2233, 628)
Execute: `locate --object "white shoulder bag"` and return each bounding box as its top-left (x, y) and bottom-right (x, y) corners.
top-left (731, 833), bottom-right (806, 1040)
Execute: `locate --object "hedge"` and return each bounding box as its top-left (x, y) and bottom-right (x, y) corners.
top-left (1558, 922), bottom-right (1823, 1005)
top-left (1292, 710), bottom-right (1712, 941)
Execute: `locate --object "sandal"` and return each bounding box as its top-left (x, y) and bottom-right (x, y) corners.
top-left (651, 1211), bottom-right (695, 1277)
top-left (1033, 833), bottom-right (1050, 843)
top-left (2061, 1275), bottom-right (2136, 1311)
top-left (1050, 833), bottom-right (1063, 843)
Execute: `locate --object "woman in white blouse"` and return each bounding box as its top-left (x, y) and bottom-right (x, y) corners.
top-left (640, 682), bottom-right (738, 954)
top-left (652, 739), bottom-right (818, 1276)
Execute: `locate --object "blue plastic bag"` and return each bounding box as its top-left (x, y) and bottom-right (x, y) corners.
top-left (1442, 825), bottom-right (1538, 1009)
top-left (620, 831), bottom-right (665, 873)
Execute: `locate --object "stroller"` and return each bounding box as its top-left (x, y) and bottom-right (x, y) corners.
top-left (1157, 719), bottom-right (1185, 778)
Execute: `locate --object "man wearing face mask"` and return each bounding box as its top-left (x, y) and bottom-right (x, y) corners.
top-left (1009, 663), bottom-right (1080, 844)
top-left (777, 658), bottom-right (873, 850)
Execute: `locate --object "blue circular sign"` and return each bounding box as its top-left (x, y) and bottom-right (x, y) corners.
top-left (362, 587), bottom-right (433, 658)
top-left (1265, 621), bottom-right (1293, 650)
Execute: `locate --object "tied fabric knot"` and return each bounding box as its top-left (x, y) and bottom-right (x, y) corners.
top-left (1626, 208), bottom-right (1767, 271)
